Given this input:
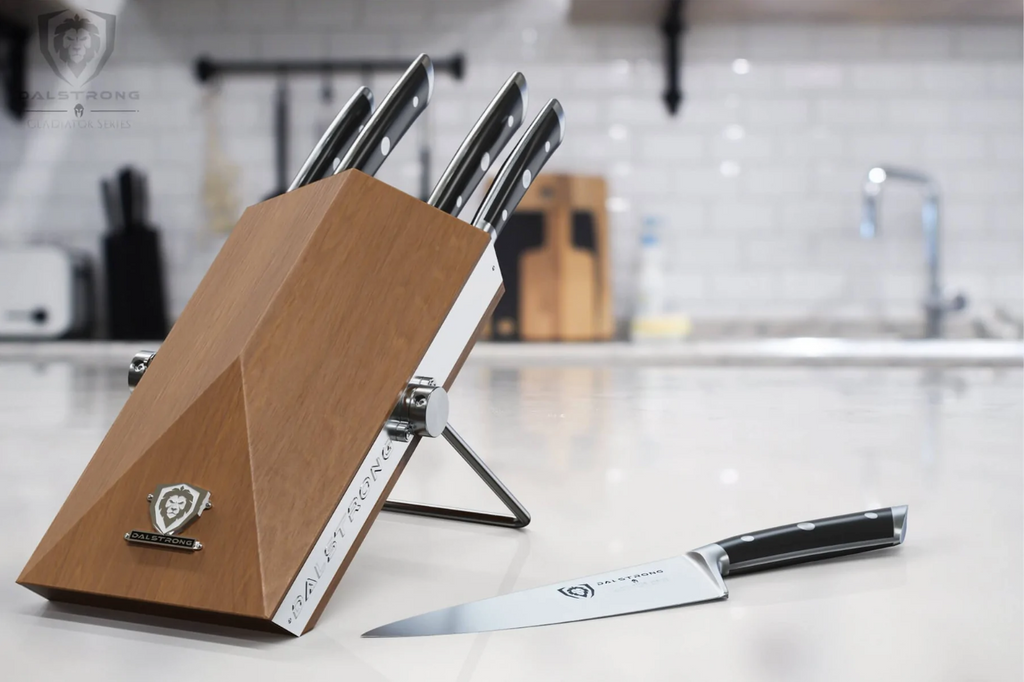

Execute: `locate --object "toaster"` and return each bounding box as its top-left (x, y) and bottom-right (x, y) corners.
top-left (0, 245), bottom-right (95, 339)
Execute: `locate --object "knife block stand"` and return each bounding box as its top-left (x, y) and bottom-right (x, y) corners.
top-left (18, 170), bottom-right (520, 636)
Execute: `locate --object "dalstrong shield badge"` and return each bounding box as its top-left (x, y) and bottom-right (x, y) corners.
top-left (125, 483), bottom-right (212, 552)
top-left (37, 9), bottom-right (117, 88)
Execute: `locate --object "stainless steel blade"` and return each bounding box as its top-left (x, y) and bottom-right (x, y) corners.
top-left (363, 551), bottom-right (727, 638)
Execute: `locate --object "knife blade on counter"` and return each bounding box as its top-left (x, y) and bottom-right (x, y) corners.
top-left (363, 505), bottom-right (908, 637)
top-left (470, 99), bottom-right (565, 238)
top-left (334, 54), bottom-right (434, 177)
top-left (428, 72), bottom-right (528, 216)
top-left (288, 86), bottom-right (374, 192)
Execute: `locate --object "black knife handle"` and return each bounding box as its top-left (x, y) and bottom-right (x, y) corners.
top-left (429, 72), bottom-right (528, 216)
top-left (289, 87), bottom-right (374, 191)
top-left (471, 99), bottom-right (564, 238)
top-left (335, 54), bottom-right (433, 178)
top-left (717, 505), bottom-right (907, 576)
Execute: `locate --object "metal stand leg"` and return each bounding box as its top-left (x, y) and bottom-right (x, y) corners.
top-left (382, 423), bottom-right (531, 528)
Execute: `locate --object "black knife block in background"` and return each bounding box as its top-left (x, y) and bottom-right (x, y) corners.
top-left (104, 224), bottom-right (168, 340)
top-left (102, 167), bottom-right (169, 340)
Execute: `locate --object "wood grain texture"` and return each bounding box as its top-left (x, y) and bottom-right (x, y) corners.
top-left (518, 175), bottom-right (568, 341)
top-left (511, 174), bottom-right (611, 342)
top-left (570, 176), bottom-right (613, 340)
top-left (18, 171), bottom-right (495, 632)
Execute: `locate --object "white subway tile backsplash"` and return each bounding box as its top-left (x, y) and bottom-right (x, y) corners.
top-left (710, 272), bottom-right (778, 301)
top-left (711, 134), bottom-right (775, 160)
top-left (921, 133), bottom-right (987, 161)
top-left (674, 167), bottom-right (741, 198)
top-left (745, 99), bottom-right (810, 127)
top-left (810, 27), bottom-right (884, 60)
top-left (1, 6), bottom-right (1020, 324)
top-left (684, 26), bottom-right (742, 61)
top-left (843, 133), bottom-right (918, 162)
top-left (779, 130), bottom-right (846, 160)
top-left (780, 272), bottom-right (847, 300)
top-left (953, 26), bottom-right (1024, 59)
top-left (741, 25), bottom-right (815, 60)
top-left (780, 63), bottom-right (844, 91)
top-left (257, 32), bottom-right (331, 60)
top-left (921, 64), bottom-right (990, 95)
top-left (742, 239), bottom-right (809, 267)
top-left (990, 274), bottom-right (1024, 301)
top-left (639, 133), bottom-right (705, 161)
top-left (990, 203), bottom-right (1024, 232)
top-left (885, 99), bottom-right (952, 129)
top-left (743, 167), bottom-right (809, 195)
top-left (945, 168), bottom-right (1024, 197)
top-left (815, 99), bottom-right (882, 126)
top-left (988, 64), bottom-right (1024, 94)
top-left (953, 99), bottom-right (1024, 128)
top-left (882, 27), bottom-right (953, 58)
top-left (711, 203), bottom-right (777, 231)
top-left (848, 64), bottom-right (920, 92)
top-left (224, 0), bottom-right (297, 30)
top-left (292, 0), bottom-right (359, 28)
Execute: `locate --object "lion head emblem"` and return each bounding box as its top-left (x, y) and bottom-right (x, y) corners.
top-left (149, 483), bottom-right (210, 535)
top-left (38, 9), bottom-right (117, 87)
top-left (160, 486), bottom-right (195, 526)
top-left (54, 14), bottom-right (101, 77)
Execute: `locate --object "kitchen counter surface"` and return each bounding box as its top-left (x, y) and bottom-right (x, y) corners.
top-left (1, 353), bottom-right (1020, 681)
top-left (2, 338), bottom-right (1022, 366)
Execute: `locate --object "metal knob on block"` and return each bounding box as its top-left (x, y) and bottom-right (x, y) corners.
top-left (386, 379), bottom-right (449, 442)
top-left (128, 351), bottom-right (157, 392)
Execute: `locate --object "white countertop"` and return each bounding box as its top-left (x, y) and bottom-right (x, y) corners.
top-left (1, 338), bottom-right (1022, 366)
top-left (1, 353), bottom-right (1021, 681)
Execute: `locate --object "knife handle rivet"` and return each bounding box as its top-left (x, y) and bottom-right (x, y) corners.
top-left (740, 535), bottom-right (755, 542)
top-left (381, 137), bottom-right (391, 156)
top-left (502, 210), bottom-right (508, 221)
top-left (545, 141), bottom-right (551, 153)
top-left (522, 170), bottom-right (532, 189)
top-left (797, 522), bottom-right (815, 531)
top-left (864, 512), bottom-right (878, 519)
top-left (413, 96), bottom-right (420, 108)
top-left (481, 152), bottom-right (491, 172)
top-left (507, 115), bottom-right (514, 128)
top-left (456, 196), bottom-right (463, 209)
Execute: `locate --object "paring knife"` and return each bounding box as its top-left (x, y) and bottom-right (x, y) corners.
top-left (428, 72), bottom-right (528, 216)
top-left (334, 54), bottom-right (434, 177)
top-left (288, 87), bottom-right (374, 191)
top-left (471, 98), bottom-right (565, 238)
top-left (364, 505), bottom-right (908, 637)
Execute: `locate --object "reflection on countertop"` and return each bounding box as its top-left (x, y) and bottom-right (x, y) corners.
top-left (0, 355), bottom-right (1020, 681)
top-left (1, 338), bottom-right (1023, 367)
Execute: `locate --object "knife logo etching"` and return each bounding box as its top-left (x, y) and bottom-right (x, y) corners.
top-left (558, 584), bottom-right (595, 599)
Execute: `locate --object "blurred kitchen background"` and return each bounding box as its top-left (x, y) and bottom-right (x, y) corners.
top-left (0, 0), bottom-right (1021, 342)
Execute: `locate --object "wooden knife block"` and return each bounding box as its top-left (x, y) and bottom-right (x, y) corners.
top-left (490, 174), bottom-right (612, 342)
top-left (17, 170), bottom-right (502, 635)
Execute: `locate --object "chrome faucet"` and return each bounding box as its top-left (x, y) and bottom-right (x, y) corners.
top-left (860, 166), bottom-right (966, 339)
